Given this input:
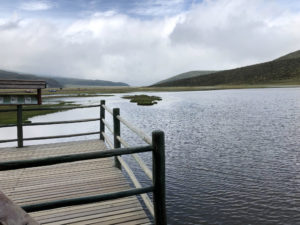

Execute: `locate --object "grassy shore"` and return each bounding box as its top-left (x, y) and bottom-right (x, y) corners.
top-left (0, 84), bottom-right (299, 97)
top-left (44, 94), bottom-right (114, 99)
top-left (0, 101), bottom-right (78, 125)
top-left (41, 84), bottom-right (300, 95)
top-left (0, 83), bottom-right (298, 125)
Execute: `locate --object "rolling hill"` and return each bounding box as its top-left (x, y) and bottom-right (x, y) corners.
top-left (275, 50), bottom-right (300, 61)
top-left (0, 69), bottom-right (129, 87)
top-left (153, 50), bottom-right (300, 87)
top-left (53, 77), bottom-right (129, 87)
top-left (154, 70), bottom-right (216, 85)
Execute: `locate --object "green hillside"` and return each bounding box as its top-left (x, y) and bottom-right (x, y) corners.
top-left (275, 50), bottom-right (300, 61)
top-left (53, 77), bottom-right (129, 87)
top-left (154, 70), bottom-right (216, 85)
top-left (153, 50), bottom-right (300, 87)
top-left (0, 69), bottom-right (129, 87)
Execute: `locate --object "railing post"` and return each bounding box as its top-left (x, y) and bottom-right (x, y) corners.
top-left (37, 88), bottom-right (42, 105)
top-left (100, 100), bottom-right (105, 140)
top-left (152, 130), bottom-right (167, 225)
top-left (17, 105), bottom-right (23, 148)
top-left (113, 108), bottom-right (121, 170)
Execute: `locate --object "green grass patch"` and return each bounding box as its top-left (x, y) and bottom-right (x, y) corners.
top-left (44, 94), bottom-right (114, 99)
top-left (0, 101), bottom-right (79, 125)
top-left (122, 95), bottom-right (162, 106)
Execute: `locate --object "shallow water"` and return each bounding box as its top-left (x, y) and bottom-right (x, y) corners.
top-left (1, 88), bottom-right (300, 224)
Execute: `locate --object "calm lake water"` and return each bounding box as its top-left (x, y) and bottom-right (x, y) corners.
top-left (1, 88), bottom-right (300, 224)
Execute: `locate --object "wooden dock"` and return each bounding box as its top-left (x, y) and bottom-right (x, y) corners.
top-left (0, 140), bottom-right (150, 224)
top-left (0, 100), bottom-right (166, 224)
top-left (0, 140), bottom-right (151, 224)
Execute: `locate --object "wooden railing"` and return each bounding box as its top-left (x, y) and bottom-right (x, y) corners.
top-left (0, 101), bottom-right (167, 225)
top-left (0, 104), bottom-right (102, 147)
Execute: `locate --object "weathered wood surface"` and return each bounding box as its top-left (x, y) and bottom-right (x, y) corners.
top-left (0, 80), bottom-right (46, 89)
top-left (0, 191), bottom-right (39, 225)
top-left (0, 140), bottom-right (151, 224)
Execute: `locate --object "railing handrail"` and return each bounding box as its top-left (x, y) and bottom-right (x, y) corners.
top-left (100, 104), bottom-right (152, 145)
top-left (24, 118), bottom-right (100, 126)
top-left (0, 100), bottom-right (166, 224)
top-left (117, 135), bottom-right (153, 180)
top-left (102, 104), bottom-right (113, 115)
top-left (117, 115), bottom-right (152, 144)
top-left (99, 102), bottom-right (157, 219)
top-left (0, 104), bottom-right (100, 113)
top-left (0, 104), bottom-right (103, 145)
top-left (22, 186), bottom-right (154, 213)
top-left (0, 145), bottom-right (152, 171)
top-left (0, 131), bottom-right (100, 143)
top-left (100, 104), bottom-right (153, 180)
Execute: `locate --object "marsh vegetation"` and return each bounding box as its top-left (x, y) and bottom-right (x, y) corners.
top-left (122, 94), bottom-right (162, 105)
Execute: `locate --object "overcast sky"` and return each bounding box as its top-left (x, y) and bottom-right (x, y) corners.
top-left (0, 0), bottom-right (300, 85)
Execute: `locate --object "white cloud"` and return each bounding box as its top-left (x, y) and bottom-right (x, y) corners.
top-left (170, 0), bottom-right (300, 65)
top-left (20, 1), bottom-right (54, 11)
top-left (1, 0), bottom-right (300, 85)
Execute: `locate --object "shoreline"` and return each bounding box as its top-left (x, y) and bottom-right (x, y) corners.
top-left (1, 84), bottom-right (299, 125)
top-left (40, 84), bottom-right (300, 96)
top-left (0, 101), bottom-right (78, 125)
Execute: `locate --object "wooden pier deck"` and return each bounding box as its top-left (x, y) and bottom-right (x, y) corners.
top-left (0, 140), bottom-right (151, 224)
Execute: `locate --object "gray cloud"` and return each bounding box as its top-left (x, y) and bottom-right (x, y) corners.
top-left (0, 18), bottom-right (21, 30)
top-left (0, 0), bottom-right (300, 85)
top-left (170, 0), bottom-right (300, 65)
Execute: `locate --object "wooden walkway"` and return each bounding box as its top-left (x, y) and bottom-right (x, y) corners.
top-left (0, 140), bottom-right (151, 224)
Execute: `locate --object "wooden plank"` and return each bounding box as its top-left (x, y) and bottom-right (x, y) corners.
top-left (40, 207), bottom-right (145, 225)
top-left (0, 145), bottom-right (151, 171)
top-left (31, 198), bottom-right (138, 218)
top-left (30, 197), bottom-right (138, 219)
top-left (33, 203), bottom-right (143, 224)
top-left (0, 80), bottom-right (46, 89)
top-left (0, 79), bottom-right (46, 83)
top-left (0, 85), bottom-right (45, 89)
top-left (71, 211), bottom-right (147, 225)
top-left (0, 140), bottom-right (151, 224)
top-left (0, 191), bottom-right (39, 225)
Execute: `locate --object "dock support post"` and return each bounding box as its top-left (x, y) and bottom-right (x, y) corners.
top-left (152, 130), bottom-right (167, 225)
top-left (37, 88), bottom-right (42, 105)
top-left (113, 108), bottom-right (121, 170)
top-left (100, 100), bottom-right (105, 140)
top-left (17, 105), bottom-right (23, 148)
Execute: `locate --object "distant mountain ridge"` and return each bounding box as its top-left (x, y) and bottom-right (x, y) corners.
top-left (153, 50), bottom-right (300, 87)
top-left (0, 69), bottom-right (129, 87)
top-left (53, 77), bottom-right (129, 87)
top-left (154, 70), bottom-right (216, 85)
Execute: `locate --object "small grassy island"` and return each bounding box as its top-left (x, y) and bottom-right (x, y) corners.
top-left (122, 94), bottom-right (162, 106)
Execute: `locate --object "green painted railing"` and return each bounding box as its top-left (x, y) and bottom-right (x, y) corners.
top-left (0, 101), bottom-right (167, 225)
